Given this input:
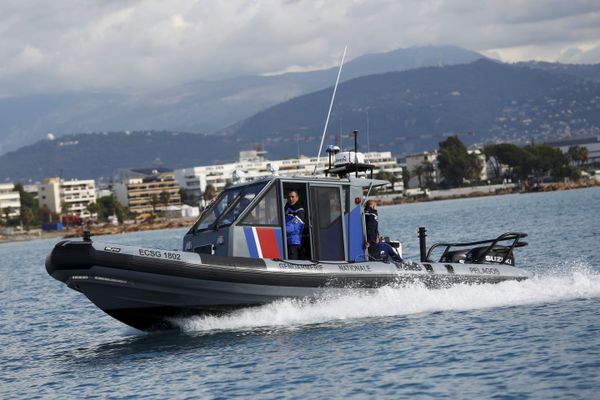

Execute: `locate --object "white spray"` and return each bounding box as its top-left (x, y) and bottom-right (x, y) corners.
top-left (174, 263), bottom-right (600, 333)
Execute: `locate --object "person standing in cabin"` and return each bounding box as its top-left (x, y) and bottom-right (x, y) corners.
top-left (364, 200), bottom-right (379, 259)
top-left (285, 190), bottom-right (305, 260)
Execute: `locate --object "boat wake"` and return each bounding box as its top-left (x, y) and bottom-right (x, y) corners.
top-left (173, 262), bottom-right (600, 333)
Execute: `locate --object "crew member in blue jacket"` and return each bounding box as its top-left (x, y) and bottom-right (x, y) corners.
top-left (364, 200), bottom-right (379, 258)
top-left (374, 234), bottom-right (403, 262)
top-left (285, 190), bottom-right (305, 259)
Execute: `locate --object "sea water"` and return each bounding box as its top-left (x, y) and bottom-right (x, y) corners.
top-left (1, 188), bottom-right (599, 399)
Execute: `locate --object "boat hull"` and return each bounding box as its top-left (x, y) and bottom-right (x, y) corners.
top-left (46, 240), bottom-right (533, 330)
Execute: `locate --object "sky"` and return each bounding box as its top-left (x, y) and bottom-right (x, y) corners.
top-left (1, 0), bottom-right (600, 97)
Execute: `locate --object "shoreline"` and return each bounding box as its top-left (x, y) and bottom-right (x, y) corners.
top-left (1, 181), bottom-right (598, 245)
top-left (375, 179), bottom-right (600, 206)
top-left (0, 218), bottom-right (195, 245)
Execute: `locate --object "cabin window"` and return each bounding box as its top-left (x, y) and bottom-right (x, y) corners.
top-left (194, 188), bottom-right (242, 231)
top-left (240, 184), bottom-right (280, 226)
top-left (310, 185), bottom-right (345, 260)
top-left (217, 182), bottom-right (267, 226)
top-left (193, 182), bottom-right (266, 231)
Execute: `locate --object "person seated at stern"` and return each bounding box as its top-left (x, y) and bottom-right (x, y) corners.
top-left (374, 234), bottom-right (403, 263)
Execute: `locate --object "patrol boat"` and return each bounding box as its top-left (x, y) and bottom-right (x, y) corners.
top-left (45, 157), bottom-right (532, 331)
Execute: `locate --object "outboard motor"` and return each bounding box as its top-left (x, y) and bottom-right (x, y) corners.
top-left (440, 250), bottom-right (468, 263)
top-left (466, 246), bottom-right (515, 266)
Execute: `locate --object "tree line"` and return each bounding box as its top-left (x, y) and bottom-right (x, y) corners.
top-left (408, 136), bottom-right (591, 190)
top-left (484, 142), bottom-right (587, 183)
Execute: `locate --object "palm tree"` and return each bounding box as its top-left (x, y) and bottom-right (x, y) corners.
top-left (568, 145), bottom-right (588, 168)
top-left (86, 202), bottom-right (99, 219)
top-left (203, 184), bottom-right (217, 203)
top-left (60, 201), bottom-right (72, 226)
top-left (159, 191), bottom-right (171, 209)
top-left (20, 208), bottom-right (34, 229)
top-left (423, 161), bottom-right (436, 188)
top-left (375, 170), bottom-right (394, 192)
top-left (60, 201), bottom-right (71, 216)
top-left (2, 206), bottom-right (13, 225)
top-left (402, 168), bottom-right (410, 191)
top-left (151, 194), bottom-right (159, 215)
top-left (412, 165), bottom-right (425, 189)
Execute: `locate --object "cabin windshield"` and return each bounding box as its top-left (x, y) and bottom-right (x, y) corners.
top-left (194, 182), bottom-right (267, 231)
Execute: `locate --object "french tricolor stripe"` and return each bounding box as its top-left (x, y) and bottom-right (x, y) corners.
top-left (244, 227), bottom-right (282, 259)
top-left (244, 228), bottom-right (259, 257)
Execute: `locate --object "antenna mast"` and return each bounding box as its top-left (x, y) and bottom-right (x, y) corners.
top-left (313, 46), bottom-right (347, 174)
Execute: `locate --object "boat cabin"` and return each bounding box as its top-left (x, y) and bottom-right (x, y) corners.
top-left (183, 175), bottom-right (387, 262)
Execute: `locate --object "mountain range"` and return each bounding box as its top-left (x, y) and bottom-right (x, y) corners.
top-left (223, 58), bottom-right (600, 155)
top-left (0, 45), bottom-right (483, 155)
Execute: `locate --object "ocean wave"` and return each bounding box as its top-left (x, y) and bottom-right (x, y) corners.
top-left (173, 262), bottom-right (600, 334)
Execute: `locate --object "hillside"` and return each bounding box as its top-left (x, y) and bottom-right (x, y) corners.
top-left (0, 131), bottom-right (239, 183)
top-left (0, 46), bottom-right (482, 155)
top-left (518, 61), bottom-right (600, 82)
top-left (222, 59), bottom-right (600, 155)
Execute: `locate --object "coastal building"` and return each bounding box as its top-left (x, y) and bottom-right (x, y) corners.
top-left (0, 183), bottom-right (21, 220)
top-left (114, 168), bottom-right (181, 214)
top-left (470, 149), bottom-right (488, 182)
top-left (38, 178), bottom-right (96, 218)
top-left (405, 151), bottom-right (439, 189)
top-left (404, 149), bottom-right (487, 189)
top-left (545, 135), bottom-right (600, 165)
top-left (176, 150), bottom-right (403, 205)
top-left (363, 151), bottom-right (404, 191)
top-left (486, 156), bottom-right (510, 182)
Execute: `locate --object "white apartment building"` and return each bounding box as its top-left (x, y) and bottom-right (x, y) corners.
top-left (38, 178), bottom-right (97, 218)
top-left (405, 151), bottom-right (440, 189)
top-left (0, 183), bottom-right (21, 220)
top-left (176, 150), bottom-right (403, 204)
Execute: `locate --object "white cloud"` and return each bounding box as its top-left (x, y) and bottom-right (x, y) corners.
top-left (16, 45), bottom-right (44, 67)
top-left (0, 0), bottom-right (599, 96)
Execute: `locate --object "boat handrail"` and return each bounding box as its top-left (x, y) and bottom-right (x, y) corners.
top-left (426, 232), bottom-right (528, 264)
